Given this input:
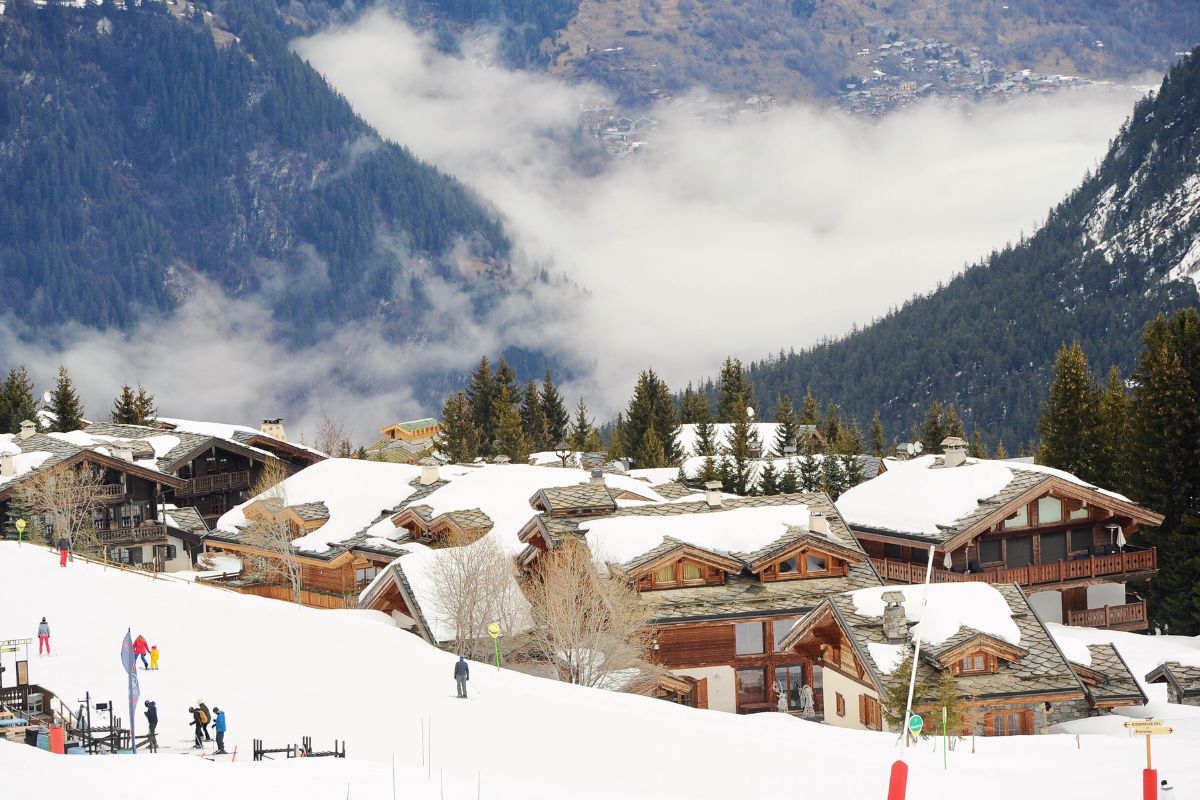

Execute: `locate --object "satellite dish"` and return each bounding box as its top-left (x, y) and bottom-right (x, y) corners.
top-left (746, 406), bottom-right (755, 419)
top-left (914, 441), bottom-right (924, 453)
top-left (42, 391), bottom-right (52, 403)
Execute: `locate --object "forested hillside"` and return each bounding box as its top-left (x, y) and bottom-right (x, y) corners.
top-left (0, 0), bottom-right (508, 335)
top-left (739, 47), bottom-right (1200, 447)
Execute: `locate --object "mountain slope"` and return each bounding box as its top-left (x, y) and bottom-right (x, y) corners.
top-left (0, 0), bottom-right (508, 335)
top-left (741, 47), bottom-right (1200, 447)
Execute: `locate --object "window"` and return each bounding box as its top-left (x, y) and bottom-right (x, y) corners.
top-left (127, 547), bottom-right (143, 565)
top-left (1006, 536), bottom-right (1033, 568)
top-left (773, 618), bottom-right (798, 652)
top-left (1070, 528), bottom-right (1095, 554)
top-left (1037, 497), bottom-right (1063, 525)
top-left (1040, 532), bottom-right (1067, 564)
top-left (806, 554), bottom-right (828, 573)
top-left (860, 695), bottom-right (882, 730)
top-left (883, 543), bottom-right (904, 560)
top-left (1069, 506), bottom-right (1090, 521)
top-left (773, 550), bottom-right (837, 580)
top-left (979, 539), bottom-right (1002, 564)
top-left (165, 545), bottom-right (178, 561)
top-left (778, 556), bottom-right (799, 574)
top-left (956, 654), bottom-right (989, 675)
top-left (1002, 505), bottom-right (1029, 529)
top-left (736, 668), bottom-right (767, 708)
top-left (654, 564), bottom-right (676, 586)
top-left (774, 664), bottom-right (806, 710)
top-left (355, 566), bottom-right (380, 587)
top-left (735, 622), bottom-right (765, 655)
top-left (835, 693), bottom-right (846, 717)
top-left (987, 711), bottom-right (1029, 736)
top-left (682, 562), bottom-right (704, 583)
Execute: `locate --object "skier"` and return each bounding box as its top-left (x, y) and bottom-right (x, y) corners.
top-left (212, 707), bottom-right (227, 754)
top-left (143, 701), bottom-right (158, 753)
top-left (197, 700), bottom-right (212, 741)
top-left (133, 635), bottom-right (150, 669)
top-left (149, 645), bottom-right (160, 670)
top-left (56, 536), bottom-right (69, 567)
top-left (454, 656), bottom-right (469, 699)
top-left (188, 707), bottom-right (204, 749)
top-left (1161, 779), bottom-right (1174, 799)
top-left (37, 617), bottom-right (50, 656)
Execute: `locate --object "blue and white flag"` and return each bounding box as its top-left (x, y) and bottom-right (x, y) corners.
top-left (121, 628), bottom-right (140, 752)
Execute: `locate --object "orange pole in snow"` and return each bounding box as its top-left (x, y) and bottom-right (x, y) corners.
top-left (887, 760), bottom-right (908, 800)
top-left (1143, 769), bottom-right (1157, 800)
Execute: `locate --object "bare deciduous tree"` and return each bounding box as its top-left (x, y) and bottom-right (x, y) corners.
top-left (429, 532), bottom-right (531, 663)
top-left (523, 539), bottom-right (660, 688)
top-left (315, 416), bottom-right (352, 458)
top-left (240, 459), bottom-right (303, 606)
top-left (15, 460), bottom-right (110, 558)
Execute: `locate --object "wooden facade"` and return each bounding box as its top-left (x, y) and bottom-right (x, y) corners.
top-left (205, 540), bottom-right (393, 607)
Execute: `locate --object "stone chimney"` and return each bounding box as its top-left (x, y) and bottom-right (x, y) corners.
top-left (704, 480), bottom-right (723, 509)
top-left (881, 590), bottom-right (908, 643)
top-left (894, 443), bottom-right (910, 461)
top-left (589, 469), bottom-right (605, 485)
top-left (1, 453), bottom-right (14, 477)
top-left (492, 455), bottom-right (511, 465)
top-left (809, 511), bottom-right (830, 536)
top-left (940, 436), bottom-right (968, 468)
top-left (18, 420), bottom-right (36, 441)
top-left (260, 418), bottom-right (288, 442)
top-left (418, 458), bottom-right (440, 486)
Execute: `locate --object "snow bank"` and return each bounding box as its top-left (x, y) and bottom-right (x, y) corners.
top-left (579, 504), bottom-right (812, 564)
top-left (849, 584), bottom-right (1022, 646)
top-left (836, 456), bottom-right (1014, 536)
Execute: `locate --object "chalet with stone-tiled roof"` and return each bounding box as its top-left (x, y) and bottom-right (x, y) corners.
top-left (517, 485), bottom-right (881, 714)
top-left (777, 583), bottom-right (1137, 736)
top-left (1144, 661), bottom-right (1200, 706)
top-left (837, 440), bottom-right (1164, 632)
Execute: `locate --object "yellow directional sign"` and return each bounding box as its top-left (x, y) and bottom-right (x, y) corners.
top-left (487, 623), bottom-right (500, 640)
top-left (1123, 720), bottom-right (1173, 735)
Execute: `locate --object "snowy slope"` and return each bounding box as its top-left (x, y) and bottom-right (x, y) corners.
top-left (4, 541), bottom-right (1200, 800)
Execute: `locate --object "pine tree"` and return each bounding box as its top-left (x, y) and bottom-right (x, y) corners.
top-left (800, 389), bottom-right (820, 426)
top-left (943, 404), bottom-right (965, 439)
top-left (466, 357), bottom-right (496, 457)
top-left (994, 440), bottom-right (1008, 459)
top-left (634, 426), bottom-right (668, 469)
top-left (607, 414), bottom-right (627, 460)
top-left (969, 428), bottom-right (988, 459)
top-left (2, 366), bottom-right (38, 433)
top-left (716, 357), bottom-right (755, 423)
top-left (933, 669), bottom-right (967, 746)
top-left (869, 411), bottom-right (886, 457)
top-left (722, 399), bottom-right (759, 495)
top-left (569, 398), bottom-right (595, 452)
top-left (583, 427), bottom-right (603, 452)
top-left (436, 391), bottom-right (480, 463)
top-left (821, 453), bottom-right (848, 499)
top-left (773, 395), bottom-right (800, 456)
top-left (520, 379), bottom-right (550, 451)
top-left (1095, 365), bottom-right (1130, 491)
top-left (112, 385), bottom-right (138, 424)
top-left (541, 369), bottom-right (569, 447)
top-left (920, 401), bottom-right (946, 454)
top-left (1037, 343), bottom-right (1101, 482)
top-left (680, 384), bottom-right (710, 425)
top-left (49, 365), bottom-right (85, 432)
top-left (623, 369), bottom-right (680, 466)
top-left (882, 653), bottom-right (930, 738)
top-left (822, 401), bottom-right (842, 446)
top-left (131, 385), bottom-right (157, 425)
top-left (780, 459), bottom-right (799, 493)
top-left (493, 384), bottom-right (529, 463)
top-left (798, 438), bottom-right (821, 492)
top-left (759, 459), bottom-right (781, 495)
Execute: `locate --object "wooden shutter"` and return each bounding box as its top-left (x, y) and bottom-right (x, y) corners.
top-left (694, 678), bottom-right (709, 709)
top-left (858, 695), bottom-right (867, 725)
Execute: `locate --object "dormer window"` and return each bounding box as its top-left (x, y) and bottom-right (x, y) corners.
top-left (952, 652), bottom-right (997, 675)
top-left (650, 559), bottom-right (711, 589)
top-left (1001, 505), bottom-right (1029, 530)
top-left (766, 550), bottom-right (837, 580)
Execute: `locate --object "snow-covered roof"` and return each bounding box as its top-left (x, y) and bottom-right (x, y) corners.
top-left (849, 583), bottom-right (1022, 647)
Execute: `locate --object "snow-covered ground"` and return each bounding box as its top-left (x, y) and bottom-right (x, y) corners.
top-left (4, 540), bottom-right (1200, 799)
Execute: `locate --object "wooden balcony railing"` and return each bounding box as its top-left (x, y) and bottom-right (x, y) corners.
top-left (1065, 595), bottom-right (1148, 630)
top-left (94, 484), bottom-right (124, 499)
top-left (869, 547), bottom-right (1157, 589)
top-left (96, 523), bottom-right (168, 545)
top-left (177, 471), bottom-right (250, 496)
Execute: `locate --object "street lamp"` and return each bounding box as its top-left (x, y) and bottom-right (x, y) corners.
top-left (554, 440), bottom-right (572, 469)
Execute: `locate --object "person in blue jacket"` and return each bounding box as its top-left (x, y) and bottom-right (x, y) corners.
top-left (212, 707), bottom-right (227, 754)
top-left (454, 656), bottom-right (469, 698)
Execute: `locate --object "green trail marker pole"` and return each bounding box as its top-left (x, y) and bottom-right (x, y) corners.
top-left (487, 623), bottom-right (500, 670)
top-left (15, 518), bottom-right (25, 547)
top-left (942, 706), bottom-right (947, 770)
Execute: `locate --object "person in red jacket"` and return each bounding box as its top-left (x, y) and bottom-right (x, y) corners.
top-left (133, 635), bottom-right (150, 669)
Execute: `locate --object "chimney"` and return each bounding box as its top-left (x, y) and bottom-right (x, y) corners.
top-left (1, 453), bottom-right (14, 477)
top-left (260, 418), bottom-right (288, 442)
top-left (940, 436), bottom-right (968, 468)
top-left (492, 455), bottom-right (511, 465)
top-left (894, 443), bottom-right (909, 461)
top-left (18, 420), bottom-right (36, 441)
top-left (881, 590), bottom-right (908, 643)
top-left (419, 458), bottom-right (440, 486)
top-left (112, 445), bottom-right (134, 463)
top-left (809, 511), bottom-right (830, 536)
top-left (704, 480), bottom-right (723, 509)
top-left (589, 469), bottom-right (605, 485)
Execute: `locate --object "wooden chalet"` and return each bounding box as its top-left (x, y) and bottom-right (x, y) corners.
top-left (364, 418), bottom-right (442, 464)
top-left (0, 422), bottom-right (185, 571)
top-left (1144, 662), bottom-right (1200, 706)
top-left (778, 583), bottom-right (1145, 735)
top-left (517, 484), bottom-right (883, 714)
top-left (837, 439), bottom-right (1164, 632)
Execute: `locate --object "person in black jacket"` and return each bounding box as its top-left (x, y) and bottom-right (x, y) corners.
top-left (454, 656), bottom-right (469, 698)
top-left (188, 707), bottom-right (203, 749)
top-left (143, 701), bottom-right (158, 753)
top-left (197, 700), bottom-right (212, 741)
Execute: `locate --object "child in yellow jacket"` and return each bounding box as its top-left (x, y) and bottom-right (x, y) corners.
top-left (149, 646), bottom-right (160, 670)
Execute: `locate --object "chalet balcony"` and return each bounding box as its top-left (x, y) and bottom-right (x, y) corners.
top-left (1065, 594), bottom-right (1149, 632)
top-left (95, 484), bottom-right (125, 500)
top-left (176, 470), bottom-right (251, 497)
top-left (95, 523), bottom-right (168, 546)
top-left (869, 546), bottom-right (1157, 590)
